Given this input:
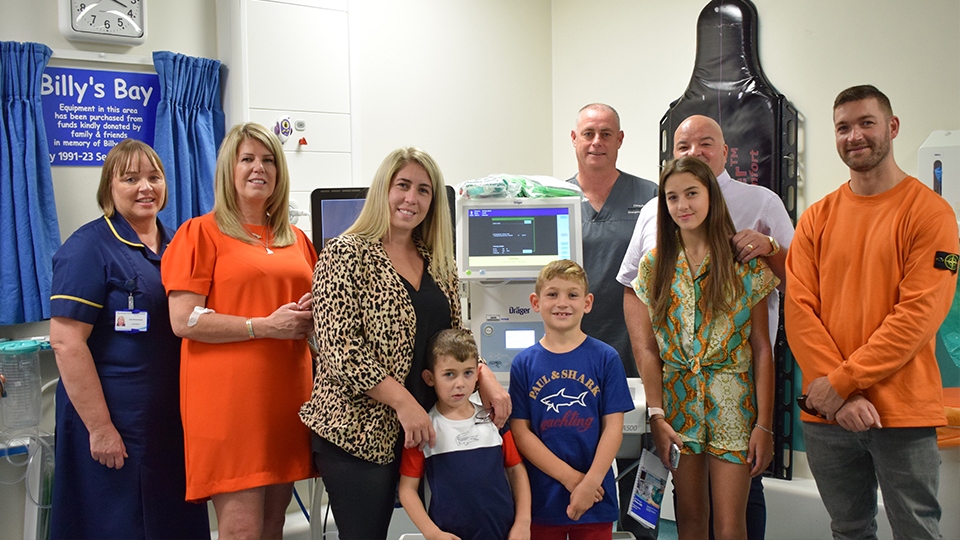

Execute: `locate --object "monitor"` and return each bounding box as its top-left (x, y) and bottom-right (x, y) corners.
top-left (456, 196), bottom-right (583, 280)
top-left (310, 187), bottom-right (368, 249)
top-left (310, 186), bottom-right (457, 251)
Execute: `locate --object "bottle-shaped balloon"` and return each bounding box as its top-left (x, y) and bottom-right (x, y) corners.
top-left (659, 0), bottom-right (798, 221)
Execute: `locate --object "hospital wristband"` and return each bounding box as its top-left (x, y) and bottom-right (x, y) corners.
top-left (246, 318), bottom-right (256, 339)
top-left (647, 407), bottom-right (665, 422)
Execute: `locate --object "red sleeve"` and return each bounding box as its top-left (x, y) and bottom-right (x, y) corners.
top-left (399, 446), bottom-right (425, 478)
top-left (501, 429), bottom-right (522, 468)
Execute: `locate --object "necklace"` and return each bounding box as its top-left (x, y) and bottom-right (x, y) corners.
top-left (684, 249), bottom-right (707, 275)
top-left (247, 228), bottom-right (274, 254)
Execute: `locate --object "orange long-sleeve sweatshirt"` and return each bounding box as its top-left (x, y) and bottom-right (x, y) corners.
top-left (785, 176), bottom-right (958, 427)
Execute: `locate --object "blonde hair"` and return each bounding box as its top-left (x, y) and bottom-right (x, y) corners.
top-left (534, 259), bottom-right (589, 295)
top-left (650, 157), bottom-right (743, 325)
top-left (212, 123), bottom-right (295, 247)
top-left (344, 147), bottom-right (454, 278)
top-left (97, 139), bottom-right (167, 217)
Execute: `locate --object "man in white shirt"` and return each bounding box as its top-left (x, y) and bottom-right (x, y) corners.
top-left (618, 114), bottom-right (794, 540)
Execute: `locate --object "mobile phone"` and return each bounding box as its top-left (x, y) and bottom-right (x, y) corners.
top-left (669, 443), bottom-right (681, 469)
top-left (796, 394), bottom-right (827, 418)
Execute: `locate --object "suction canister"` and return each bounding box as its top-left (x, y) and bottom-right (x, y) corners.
top-left (0, 340), bottom-right (42, 430)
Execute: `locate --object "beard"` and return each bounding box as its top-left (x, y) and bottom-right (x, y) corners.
top-left (840, 131), bottom-right (891, 172)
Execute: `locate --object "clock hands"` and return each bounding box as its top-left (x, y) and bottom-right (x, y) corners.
top-left (74, 1), bottom-right (141, 34)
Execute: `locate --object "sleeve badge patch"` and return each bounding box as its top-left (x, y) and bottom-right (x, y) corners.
top-left (934, 251), bottom-right (959, 274)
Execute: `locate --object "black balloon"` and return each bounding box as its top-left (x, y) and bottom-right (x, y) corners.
top-left (659, 0), bottom-right (799, 222)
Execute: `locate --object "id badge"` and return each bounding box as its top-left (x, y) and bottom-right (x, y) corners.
top-left (115, 310), bottom-right (148, 333)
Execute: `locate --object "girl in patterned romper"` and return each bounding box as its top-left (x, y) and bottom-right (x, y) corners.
top-left (632, 157), bottom-right (778, 540)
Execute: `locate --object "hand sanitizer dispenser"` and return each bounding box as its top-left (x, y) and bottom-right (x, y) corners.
top-left (919, 130), bottom-right (960, 227)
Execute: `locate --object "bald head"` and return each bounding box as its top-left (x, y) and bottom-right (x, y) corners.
top-left (673, 115), bottom-right (729, 177)
top-left (576, 103), bottom-right (621, 131)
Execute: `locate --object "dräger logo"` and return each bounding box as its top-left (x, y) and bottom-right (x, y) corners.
top-left (509, 306), bottom-right (531, 316)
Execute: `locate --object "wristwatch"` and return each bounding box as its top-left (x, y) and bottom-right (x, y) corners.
top-left (764, 235), bottom-right (781, 257)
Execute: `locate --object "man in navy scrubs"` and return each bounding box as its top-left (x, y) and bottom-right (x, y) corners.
top-left (567, 102), bottom-right (657, 538)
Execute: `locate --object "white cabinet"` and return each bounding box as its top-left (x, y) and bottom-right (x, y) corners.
top-left (217, 0), bottom-right (353, 241)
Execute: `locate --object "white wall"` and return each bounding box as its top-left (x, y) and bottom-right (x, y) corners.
top-left (217, 0), bottom-right (354, 242)
top-left (551, 0), bottom-right (960, 210)
top-left (348, 0), bottom-right (554, 187)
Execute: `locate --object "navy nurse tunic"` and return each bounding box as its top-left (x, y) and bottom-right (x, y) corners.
top-left (49, 214), bottom-right (209, 539)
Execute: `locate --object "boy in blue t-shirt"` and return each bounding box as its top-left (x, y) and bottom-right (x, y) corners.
top-left (399, 328), bottom-right (532, 540)
top-left (510, 260), bottom-right (634, 540)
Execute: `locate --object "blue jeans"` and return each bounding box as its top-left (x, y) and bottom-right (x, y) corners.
top-left (802, 422), bottom-right (941, 540)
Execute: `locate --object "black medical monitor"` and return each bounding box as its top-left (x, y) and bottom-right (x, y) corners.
top-left (310, 186), bottom-right (456, 251)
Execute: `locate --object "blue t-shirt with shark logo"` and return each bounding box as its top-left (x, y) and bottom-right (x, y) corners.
top-left (509, 336), bottom-right (634, 525)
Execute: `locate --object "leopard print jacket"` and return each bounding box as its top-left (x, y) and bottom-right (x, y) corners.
top-left (299, 233), bottom-right (462, 464)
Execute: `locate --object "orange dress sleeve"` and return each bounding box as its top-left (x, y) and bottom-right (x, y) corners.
top-left (161, 214), bottom-right (220, 296)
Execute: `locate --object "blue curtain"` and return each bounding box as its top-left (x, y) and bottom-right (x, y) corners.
top-left (0, 42), bottom-right (61, 325)
top-left (153, 51), bottom-right (224, 228)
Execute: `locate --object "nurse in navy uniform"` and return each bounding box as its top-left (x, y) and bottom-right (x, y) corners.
top-left (48, 139), bottom-right (209, 539)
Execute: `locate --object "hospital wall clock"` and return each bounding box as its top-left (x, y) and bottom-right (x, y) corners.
top-left (59, 0), bottom-right (147, 46)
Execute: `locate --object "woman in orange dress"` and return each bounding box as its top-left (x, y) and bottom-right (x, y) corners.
top-left (162, 123), bottom-right (316, 539)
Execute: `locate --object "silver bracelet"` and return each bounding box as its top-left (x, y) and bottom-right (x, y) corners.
top-left (754, 423), bottom-right (774, 435)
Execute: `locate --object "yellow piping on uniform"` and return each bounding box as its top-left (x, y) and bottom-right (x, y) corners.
top-left (104, 215), bottom-right (144, 248)
top-left (50, 295), bottom-right (104, 309)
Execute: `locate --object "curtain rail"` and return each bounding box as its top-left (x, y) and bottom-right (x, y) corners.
top-left (51, 49), bottom-right (154, 67)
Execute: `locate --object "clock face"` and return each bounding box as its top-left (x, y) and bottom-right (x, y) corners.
top-left (70, 0), bottom-right (144, 39)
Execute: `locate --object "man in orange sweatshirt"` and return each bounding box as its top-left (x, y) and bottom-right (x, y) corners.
top-left (785, 84), bottom-right (959, 540)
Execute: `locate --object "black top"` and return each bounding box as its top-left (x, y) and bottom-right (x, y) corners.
top-left (401, 259), bottom-right (453, 411)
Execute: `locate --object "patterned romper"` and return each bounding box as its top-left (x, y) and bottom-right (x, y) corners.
top-left (633, 250), bottom-right (778, 463)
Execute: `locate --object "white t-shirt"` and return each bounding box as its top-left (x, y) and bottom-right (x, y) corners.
top-left (617, 169), bottom-right (795, 344)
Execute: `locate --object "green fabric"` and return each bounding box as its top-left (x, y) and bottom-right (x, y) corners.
top-left (458, 175), bottom-right (581, 199)
top-left (936, 274), bottom-right (959, 384)
top-left (515, 177), bottom-right (581, 198)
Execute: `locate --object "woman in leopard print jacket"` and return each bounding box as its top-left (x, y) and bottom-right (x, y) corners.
top-left (300, 147), bottom-right (511, 540)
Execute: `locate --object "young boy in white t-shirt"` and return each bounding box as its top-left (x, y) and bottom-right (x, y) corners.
top-left (399, 328), bottom-right (532, 540)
